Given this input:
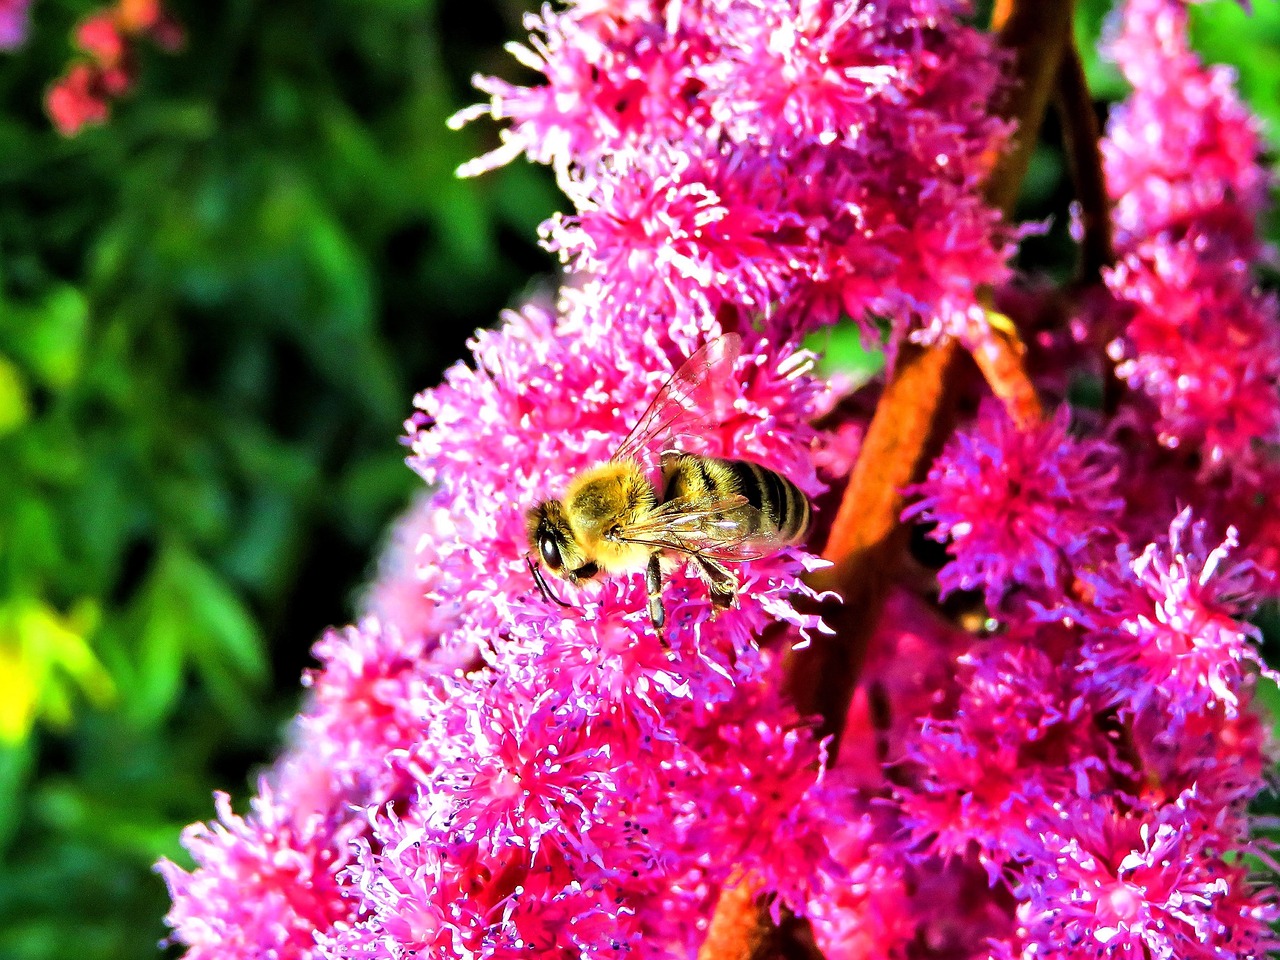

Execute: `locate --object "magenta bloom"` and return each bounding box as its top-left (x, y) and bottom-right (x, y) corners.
top-left (1106, 235), bottom-right (1280, 476)
top-left (1013, 792), bottom-right (1277, 960)
top-left (905, 401), bottom-right (1124, 610)
top-left (458, 0), bottom-right (1013, 341)
top-left (1081, 508), bottom-right (1273, 725)
top-left (157, 788), bottom-right (361, 960)
top-left (898, 625), bottom-right (1104, 877)
top-left (1102, 0), bottom-right (1280, 478)
top-left (0, 0), bottom-right (30, 49)
top-left (1103, 0), bottom-right (1268, 251)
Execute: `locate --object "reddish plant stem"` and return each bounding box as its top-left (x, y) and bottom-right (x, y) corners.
top-left (698, 874), bottom-right (771, 960)
top-left (785, 339), bottom-right (960, 749)
top-left (698, 874), bottom-right (826, 960)
top-left (967, 307), bottom-right (1044, 428)
top-left (699, 4), bottom-right (1078, 957)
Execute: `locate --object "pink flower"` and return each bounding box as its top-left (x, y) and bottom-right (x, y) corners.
top-left (1080, 508), bottom-right (1272, 726)
top-left (1105, 235), bottom-right (1280, 476)
top-left (0, 0), bottom-right (31, 50)
top-left (359, 494), bottom-right (475, 655)
top-left (404, 301), bottom-right (828, 668)
top-left (1102, 0), bottom-right (1280, 478)
top-left (898, 626), bottom-right (1104, 877)
top-left (457, 0), bottom-right (1013, 342)
top-left (77, 12), bottom-right (126, 64)
top-left (157, 787), bottom-right (361, 960)
top-left (46, 63), bottom-right (117, 135)
top-left (161, 2), bottom-right (1280, 957)
top-left (546, 140), bottom-right (801, 327)
top-left (1103, 0), bottom-right (1268, 251)
top-left (905, 401), bottom-right (1124, 610)
top-left (1012, 792), bottom-right (1278, 960)
top-left (287, 618), bottom-right (459, 810)
top-left (47, 0), bottom-right (184, 136)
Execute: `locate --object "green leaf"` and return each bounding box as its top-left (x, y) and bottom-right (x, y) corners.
top-left (0, 354), bottom-right (30, 436)
top-left (0, 286), bottom-right (90, 391)
top-left (806, 321), bottom-right (887, 388)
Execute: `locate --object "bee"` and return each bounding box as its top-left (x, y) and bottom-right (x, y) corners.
top-left (525, 333), bottom-right (812, 640)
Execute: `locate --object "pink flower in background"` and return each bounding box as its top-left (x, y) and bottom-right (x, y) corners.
top-left (1106, 236), bottom-right (1280, 475)
top-left (0, 0), bottom-right (31, 50)
top-left (1103, 0), bottom-right (1280, 478)
top-left (1103, 0), bottom-right (1268, 250)
top-left (45, 0), bottom-right (184, 135)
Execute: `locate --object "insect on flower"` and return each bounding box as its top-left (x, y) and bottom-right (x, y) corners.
top-left (526, 333), bottom-right (812, 643)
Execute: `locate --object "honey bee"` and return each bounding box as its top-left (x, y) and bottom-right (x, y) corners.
top-left (525, 333), bottom-right (812, 640)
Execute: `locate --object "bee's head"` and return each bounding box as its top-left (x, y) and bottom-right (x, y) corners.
top-left (526, 499), bottom-right (599, 586)
top-left (527, 499), bottom-right (571, 578)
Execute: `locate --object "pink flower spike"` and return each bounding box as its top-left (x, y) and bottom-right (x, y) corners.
top-left (1013, 792), bottom-right (1279, 960)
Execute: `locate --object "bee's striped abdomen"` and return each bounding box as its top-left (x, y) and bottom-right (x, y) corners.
top-left (719, 458), bottom-right (811, 545)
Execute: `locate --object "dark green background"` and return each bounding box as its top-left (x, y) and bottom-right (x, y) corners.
top-left (0, 1), bottom-right (1274, 957)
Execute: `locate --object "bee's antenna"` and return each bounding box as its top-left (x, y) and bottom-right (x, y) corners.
top-left (526, 554), bottom-right (577, 610)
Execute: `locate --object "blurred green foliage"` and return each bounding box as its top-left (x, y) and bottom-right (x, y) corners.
top-left (0, 1), bottom-right (1276, 959)
top-left (0, 0), bottom-right (557, 956)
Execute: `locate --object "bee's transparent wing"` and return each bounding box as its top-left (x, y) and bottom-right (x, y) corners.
top-left (611, 333), bottom-right (742, 469)
top-left (614, 495), bottom-right (785, 563)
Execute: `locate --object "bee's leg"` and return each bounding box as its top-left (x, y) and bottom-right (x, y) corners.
top-left (645, 553), bottom-right (668, 643)
top-left (693, 555), bottom-right (737, 609)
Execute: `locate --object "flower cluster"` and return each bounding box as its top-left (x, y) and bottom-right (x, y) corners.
top-left (455, 0), bottom-right (1014, 343)
top-left (891, 511), bottom-right (1277, 959)
top-left (46, 0), bottom-right (183, 136)
top-left (162, 1), bottom-right (1280, 959)
top-left (162, 296), bottom-right (842, 959)
top-left (906, 402), bottom-right (1124, 610)
top-left (0, 0), bottom-right (30, 50)
top-left (1102, 0), bottom-right (1280, 479)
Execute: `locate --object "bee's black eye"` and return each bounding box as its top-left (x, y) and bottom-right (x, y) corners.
top-left (539, 534), bottom-right (563, 570)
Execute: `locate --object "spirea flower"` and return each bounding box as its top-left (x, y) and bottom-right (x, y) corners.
top-left (157, 787), bottom-right (361, 960)
top-left (1103, 0), bottom-right (1268, 250)
top-left (905, 401), bottom-right (1124, 610)
top-left (1011, 792), bottom-right (1278, 960)
top-left (898, 626), bottom-right (1107, 876)
top-left (166, 288), bottom-right (842, 960)
top-left (458, 0), bottom-right (1013, 341)
top-left (404, 300), bottom-right (827, 664)
top-left (1102, 0), bottom-right (1280, 477)
top-left (1106, 233), bottom-right (1280, 475)
top-left (1080, 508), bottom-right (1273, 726)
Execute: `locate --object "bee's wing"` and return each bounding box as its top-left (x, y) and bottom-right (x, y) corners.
top-left (611, 333), bottom-right (742, 468)
top-left (613, 495), bottom-right (785, 563)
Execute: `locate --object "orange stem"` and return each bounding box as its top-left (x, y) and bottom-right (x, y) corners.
top-left (786, 339), bottom-right (959, 748)
top-left (966, 307), bottom-right (1044, 428)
